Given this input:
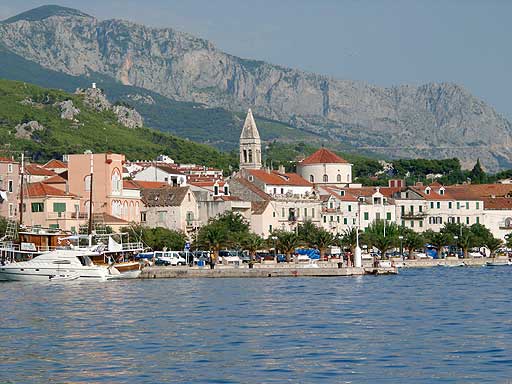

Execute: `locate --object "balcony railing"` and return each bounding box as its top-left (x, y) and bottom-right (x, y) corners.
top-left (401, 212), bottom-right (427, 219)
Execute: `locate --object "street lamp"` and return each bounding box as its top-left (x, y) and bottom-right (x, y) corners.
top-left (271, 236), bottom-right (278, 262)
top-left (398, 235), bottom-right (404, 259)
top-left (453, 235), bottom-right (459, 258)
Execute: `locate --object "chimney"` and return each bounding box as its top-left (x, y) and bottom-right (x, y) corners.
top-left (278, 164), bottom-right (286, 174)
top-left (415, 181), bottom-right (424, 187)
top-left (92, 82), bottom-right (97, 89)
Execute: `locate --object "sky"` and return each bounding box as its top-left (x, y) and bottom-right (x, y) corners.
top-left (1, 1), bottom-right (511, 119)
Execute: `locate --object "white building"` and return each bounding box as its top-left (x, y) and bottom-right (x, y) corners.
top-left (297, 148), bottom-right (352, 185)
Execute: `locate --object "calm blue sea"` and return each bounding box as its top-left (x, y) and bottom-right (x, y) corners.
top-left (1, 267), bottom-right (511, 383)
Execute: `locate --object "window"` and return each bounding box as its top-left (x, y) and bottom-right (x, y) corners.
top-left (304, 208), bottom-right (308, 217)
top-left (7, 164), bottom-right (12, 173)
top-left (410, 221), bottom-right (414, 228)
top-left (343, 218), bottom-right (348, 225)
top-left (457, 202), bottom-right (460, 209)
top-left (330, 216), bottom-right (334, 222)
top-left (437, 202), bottom-right (440, 209)
top-left (8, 203), bottom-right (14, 217)
top-left (449, 202), bottom-right (452, 209)
top-left (419, 206), bottom-right (423, 213)
top-left (386, 212), bottom-right (391, 220)
top-left (439, 188), bottom-right (445, 195)
top-left (323, 174), bottom-right (328, 183)
top-left (430, 202), bottom-right (434, 209)
top-left (364, 212), bottom-right (369, 221)
top-left (466, 217), bottom-right (470, 225)
top-left (223, 185), bottom-right (229, 195)
top-left (337, 174), bottom-right (341, 182)
top-left (466, 202), bottom-right (469, 210)
top-left (85, 175), bottom-right (91, 192)
top-left (269, 225), bottom-right (273, 232)
top-left (31, 202), bottom-right (44, 212)
top-left (158, 211), bottom-right (166, 222)
top-left (280, 188), bottom-right (284, 195)
top-left (282, 208), bottom-right (285, 217)
top-left (188, 193), bottom-right (191, 202)
top-left (348, 205), bottom-right (352, 212)
top-left (419, 221), bottom-right (423, 228)
top-left (476, 217), bottom-right (480, 224)
top-left (401, 220), bottom-right (405, 226)
top-left (410, 205), bottom-right (414, 214)
top-left (309, 175), bottom-right (314, 183)
top-left (272, 211), bottom-right (276, 218)
top-left (337, 216), bottom-right (340, 223)
top-left (71, 226), bottom-right (76, 234)
top-left (141, 212), bottom-right (147, 222)
top-left (425, 188), bottom-right (431, 195)
top-left (329, 201), bottom-right (334, 209)
top-left (323, 216), bottom-right (327, 223)
top-left (49, 224), bottom-right (59, 229)
top-left (476, 202), bottom-right (480, 210)
top-left (8, 180), bottom-right (13, 193)
top-left (457, 217), bottom-right (460, 224)
top-left (312, 208), bottom-right (315, 218)
top-left (214, 185), bottom-right (220, 196)
top-left (111, 170), bottom-right (121, 194)
top-left (53, 203), bottom-right (66, 213)
top-left (186, 211), bottom-right (194, 225)
top-left (401, 206), bottom-right (405, 215)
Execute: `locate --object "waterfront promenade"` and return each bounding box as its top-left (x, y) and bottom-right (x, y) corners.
top-left (139, 257), bottom-right (507, 279)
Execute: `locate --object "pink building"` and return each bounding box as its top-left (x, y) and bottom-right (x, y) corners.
top-left (0, 157), bottom-right (20, 220)
top-left (67, 153), bottom-right (141, 223)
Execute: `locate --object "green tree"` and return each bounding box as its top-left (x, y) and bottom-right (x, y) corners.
top-left (485, 237), bottom-right (503, 258)
top-left (401, 229), bottom-right (425, 259)
top-left (297, 219), bottom-right (320, 245)
top-left (363, 220), bottom-right (400, 258)
top-left (423, 230), bottom-right (451, 258)
top-left (196, 225), bottom-right (229, 262)
top-left (121, 225), bottom-right (187, 251)
top-left (313, 229), bottom-right (335, 259)
top-left (469, 158), bottom-right (487, 184)
top-left (243, 233), bottom-right (265, 262)
top-left (274, 230), bottom-right (301, 262)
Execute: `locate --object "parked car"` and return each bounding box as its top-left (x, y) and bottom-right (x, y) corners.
top-left (154, 251), bottom-right (187, 266)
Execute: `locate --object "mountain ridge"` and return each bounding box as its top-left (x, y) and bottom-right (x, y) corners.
top-left (1, 5), bottom-right (511, 171)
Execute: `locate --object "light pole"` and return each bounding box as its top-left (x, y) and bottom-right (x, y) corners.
top-left (271, 235), bottom-right (278, 262)
top-left (453, 235), bottom-right (459, 258)
top-left (398, 235), bottom-right (404, 259)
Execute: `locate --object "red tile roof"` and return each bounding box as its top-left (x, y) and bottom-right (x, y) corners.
top-left (123, 179), bottom-right (140, 190)
top-left (25, 164), bottom-right (56, 176)
top-left (43, 174), bottom-right (67, 184)
top-left (232, 177), bottom-right (271, 201)
top-left (445, 184), bottom-right (512, 199)
top-left (0, 157), bottom-right (15, 163)
top-left (299, 148), bottom-right (348, 165)
top-left (481, 197), bottom-right (512, 210)
top-left (131, 180), bottom-right (168, 189)
top-left (43, 159), bottom-right (67, 169)
top-left (251, 200), bottom-right (270, 215)
top-left (24, 182), bottom-right (77, 198)
top-left (247, 169), bottom-right (312, 187)
top-left (320, 186), bottom-right (359, 202)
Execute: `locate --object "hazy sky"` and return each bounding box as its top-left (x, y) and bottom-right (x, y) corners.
top-left (2, 1), bottom-right (511, 118)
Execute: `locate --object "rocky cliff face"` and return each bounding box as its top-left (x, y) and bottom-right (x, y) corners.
top-left (1, 5), bottom-right (511, 170)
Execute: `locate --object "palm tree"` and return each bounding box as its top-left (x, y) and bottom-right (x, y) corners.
top-left (364, 220), bottom-right (399, 258)
top-left (485, 237), bottom-right (503, 258)
top-left (243, 233), bottom-right (265, 262)
top-left (338, 227), bottom-right (358, 266)
top-left (196, 225), bottom-right (228, 263)
top-left (424, 230), bottom-right (450, 259)
top-left (297, 219), bottom-right (320, 245)
top-left (403, 230), bottom-right (425, 259)
top-left (274, 230), bottom-right (301, 262)
top-left (314, 229), bottom-right (335, 259)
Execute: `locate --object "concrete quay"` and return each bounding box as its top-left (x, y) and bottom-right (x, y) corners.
top-left (398, 257), bottom-right (499, 268)
top-left (139, 264), bottom-right (398, 279)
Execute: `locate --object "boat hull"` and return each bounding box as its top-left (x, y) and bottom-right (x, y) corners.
top-left (0, 266), bottom-right (115, 281)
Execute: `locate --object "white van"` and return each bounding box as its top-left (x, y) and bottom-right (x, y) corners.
top-left (154, 251), bottom-right (187, 266)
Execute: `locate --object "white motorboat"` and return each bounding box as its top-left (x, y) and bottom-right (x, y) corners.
top-left (486, 260), bottom-right (512, 267)
top-left (0, 249), bottom-right (120, 281)
top-left (444, 262), bottom-right (466, 267)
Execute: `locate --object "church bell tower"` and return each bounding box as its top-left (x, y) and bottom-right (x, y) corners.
top-left (239, 109), bottom-right (262, 170)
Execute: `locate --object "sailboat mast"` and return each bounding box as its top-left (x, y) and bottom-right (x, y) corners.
top-left (19, 153), bottom-right (24, 228)
top-left (88, 153), bottom-right (93, 235)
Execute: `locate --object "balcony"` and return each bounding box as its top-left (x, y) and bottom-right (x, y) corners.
top-left (401, 212), bottom-right (427, 219)
top-left (47, 212), bottom-right (86, 220)
top-left (186, 220), bottom-right (201, 229)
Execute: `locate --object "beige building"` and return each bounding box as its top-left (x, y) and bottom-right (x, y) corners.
top-left (297, 148), bottom-right (352, 185)
top-left (0, 157), bottom-right (20, 220)
top-left (23, 182), bottom-right (82, 232)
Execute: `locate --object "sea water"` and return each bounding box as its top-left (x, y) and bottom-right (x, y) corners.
top-left (0, 267), bottom-right (511, 383)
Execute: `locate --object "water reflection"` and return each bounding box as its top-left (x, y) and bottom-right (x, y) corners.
top-left (1, 268), bottom-right (511, 383)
